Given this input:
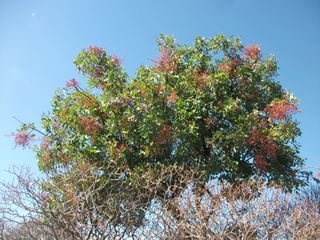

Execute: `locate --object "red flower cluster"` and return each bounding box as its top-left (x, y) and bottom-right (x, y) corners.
top-left (194, 69), bottom-right (210, 89)
top-left (152, 48), bottom-right (176, 73)
top-left (254, 154), bottom-right (268, 171)
top-left (78, 96), bottom-right (95, 108)
top-left (66, 78), bottom-right (78, 88)
top-left (11, 131), bottom-right (34, 149)
top-left (111, 55), bottom-right (121, 65)
top-left (88, 46), bottom-right (104, 57)
top-left (79, 117), bottom-right (103, 136)
top-left (264, 100), bottom-right (298, 121)
top-left (167, 90), bottom-right (177, 103)
top-left (217, 63), bottom-right (232, 72)
top-left (248, 128), bottom-right (277, 170)
top-left (41, 137), bottom-right (50, 150)
top-left (153, 48), bottom-right (172, 65)
top-left (91, 65), bottom-right (105, 78)
top-left (152, 85), bottom-right (166, 95)
top-left (217, 59), bottom-right (242, 75)
top-left (243, 45), bottom-right (261, 61)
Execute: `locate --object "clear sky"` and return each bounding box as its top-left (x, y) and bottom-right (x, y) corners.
top-left (0, 0), bottom-right (319, 180)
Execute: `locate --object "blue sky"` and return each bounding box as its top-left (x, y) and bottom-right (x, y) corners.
top-left (0, 0), bottom-right (319, 180)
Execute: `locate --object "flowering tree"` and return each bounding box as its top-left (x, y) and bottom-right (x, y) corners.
top-left (11, 34), bottom-right (311, 230)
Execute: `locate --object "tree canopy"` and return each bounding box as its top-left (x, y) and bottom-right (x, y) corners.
top-left (14, 35), bottom-right (310, 190)
top-left (26, 35), bottom-right (306, 187)
top-left (9, 34), bottom-right (314, 234)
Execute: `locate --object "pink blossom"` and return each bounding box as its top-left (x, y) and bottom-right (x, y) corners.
top-left (88, 46), bottom-right (104, 56)
top-left (41, 137), bottom-right (50, 150)
top-left (217, 59), bottom-right (242, 74)
top-left (264, 100), bottom-right (298, 122)
top-left (91, 65), bottom-right (105, 78)
top-left (111, 55), bottom-right (121, 65)
top-left (248, 128), bottom-right (277, 160)
top-left (243, 45), bottom-right (261, 61)
top-left (152, 48), bottom-right (173, 66)
top-left (316, 172), bottom-right (320, 180)
top-left (11, 132), bottom-right (34, 149)
top-left (79, 117), bottom-right (103, 136)
top-left (217, 63), bottom-right (233, 72)
top-left (66, 78), bottom-right (78, 88)
top-left (152, 48), bottom-right (176, 72)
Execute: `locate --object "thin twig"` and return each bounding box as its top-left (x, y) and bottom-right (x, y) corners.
top-left (12, 116), bottom-right (47, 136)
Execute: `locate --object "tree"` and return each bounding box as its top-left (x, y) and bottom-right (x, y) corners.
top-left (12, 34), bottom-right (311, 231)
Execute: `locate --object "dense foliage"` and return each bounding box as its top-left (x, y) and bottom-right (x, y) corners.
top-left (29, 35), bottom-right (307, 187)
top-left (11, 35), bottom-right (312, 230)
